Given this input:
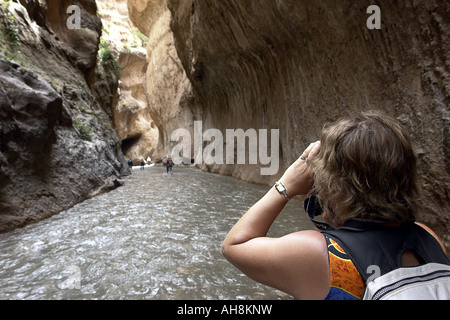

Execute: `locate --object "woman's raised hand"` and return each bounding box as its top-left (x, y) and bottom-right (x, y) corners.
top-left (279, 141), bottom-right (321, 197)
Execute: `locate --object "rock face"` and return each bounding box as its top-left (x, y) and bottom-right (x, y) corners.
top-left (159, 1), bottom-right (449, 247)
top-left (2, 0), bottom-right (446, 248)
top-left (96, 0), bottom-right (160, 164)
top-left (0, 0), bottom-right (129, 232)
top-left (116, 48), bottom-right (160, 163)
top-left (127, 0), bottom-right (194, 162)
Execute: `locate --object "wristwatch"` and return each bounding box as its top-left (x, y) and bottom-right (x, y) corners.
top-left (274, 181), bottom-right (290, 201)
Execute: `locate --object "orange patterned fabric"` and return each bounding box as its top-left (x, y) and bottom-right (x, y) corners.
top-left (326, 237), bottom-right (365, 300)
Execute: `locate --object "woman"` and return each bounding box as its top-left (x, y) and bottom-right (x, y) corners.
top-left (221, 111), bottom-right (448, 300)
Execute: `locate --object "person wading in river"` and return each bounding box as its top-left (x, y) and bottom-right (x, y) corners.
top-left (166, 157), bottom-right (174, 175)
top-left (222, 111), bottom-right (450, 300)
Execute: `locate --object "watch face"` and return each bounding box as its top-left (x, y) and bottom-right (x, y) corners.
top-left (275, 182), bottom-right (286, 193)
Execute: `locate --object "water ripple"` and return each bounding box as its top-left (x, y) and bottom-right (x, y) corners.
top-left (0, 167), bottom-right (314, 300)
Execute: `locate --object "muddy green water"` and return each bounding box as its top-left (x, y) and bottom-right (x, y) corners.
top-left (0, 166), bottom-right (315, 300)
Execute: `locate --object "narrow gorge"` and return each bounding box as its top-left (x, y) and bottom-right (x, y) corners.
top-left (0, 0), bottom-right (449, 252)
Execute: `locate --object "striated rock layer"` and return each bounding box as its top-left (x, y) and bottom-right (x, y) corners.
top-left (0, 0), bottom-right (129, 232)
top-left (162, 1), bottom-right (449, 247)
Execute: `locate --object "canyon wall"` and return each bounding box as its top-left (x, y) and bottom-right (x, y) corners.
top-left (0, 0), bottom-right (129, 232)
top-left (160, 1), bottom-right (449, 246)
top-left (96, 0), bottom-right (160, 164)
top-left (127, 0), bottom-right (195, 162)
top-left (1, 0), bottom-right (446, 247)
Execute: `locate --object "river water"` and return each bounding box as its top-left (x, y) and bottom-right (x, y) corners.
top-left (0, 166), bottom-right (315, 300)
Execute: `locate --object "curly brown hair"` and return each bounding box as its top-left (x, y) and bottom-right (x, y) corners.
top-left (312, 111), bottom-right (420, 226)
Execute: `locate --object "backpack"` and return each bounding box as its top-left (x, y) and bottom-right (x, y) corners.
top-left (323, 225), bottom-right (450, 300)
top-left (305, 195), bottom-right (450, 300)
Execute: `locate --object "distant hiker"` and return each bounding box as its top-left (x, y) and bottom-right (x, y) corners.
top-left (140, 159), bottom-right (145, 170)
top-left (166, 157), bottom-right (173, 175)
top-left (128, 159), bottom-right (133, 168)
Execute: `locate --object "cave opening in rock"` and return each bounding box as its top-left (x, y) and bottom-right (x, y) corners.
top-left (121, 133), bottom-right (142, 155)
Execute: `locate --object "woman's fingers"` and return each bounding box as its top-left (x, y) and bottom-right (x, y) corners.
top-left (300, 141), bottom-right (321, 162)
top-left (308, 141), bottom-right (321, 161)
top-left (280, 141), bottom-right (321, 197)
top-left (301, 143), bottom-right (315, 159)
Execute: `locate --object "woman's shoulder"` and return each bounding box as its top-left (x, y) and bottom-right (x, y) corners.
top-left (288, 230), bottom-right (328, 247)
top-left (415, 222), bottom-right (447, 253)
top-left (285, 230), bottom-right (329, 263)
top-left (282, 230), bottom-right (330, 299)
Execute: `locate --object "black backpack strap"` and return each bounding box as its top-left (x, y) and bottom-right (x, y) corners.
top-left (323, 228), bottom-right (396, 283)
top-left (304, 195), bottom-right (387, 232)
